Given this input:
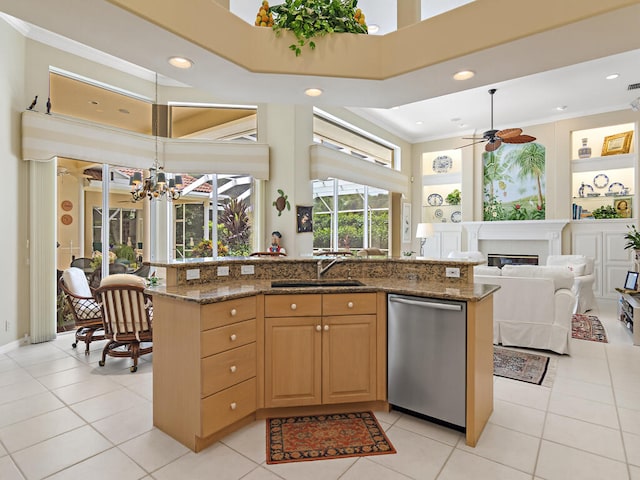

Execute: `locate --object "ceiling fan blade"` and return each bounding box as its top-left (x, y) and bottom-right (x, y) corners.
top-left (457, 139), bottom-right (487, 149)
top-left (485, 139), bottom-right (502, 152)
top-left (502, 134), bottom-right (536, 144)
top-left (462, 136), bottom-right (485, 140)
top-left (496, 128), bottom-right (522, 139)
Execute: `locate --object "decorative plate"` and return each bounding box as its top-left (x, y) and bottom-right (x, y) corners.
top-left (434, 208), bottom-right (443, 218)
top-left (608, 182), bottom-right (625, 194)
top-left (61, 200), bottom-right (73, 211)
top-left (451, 211), bottom-right (462, 223)
top-left (593, 173), bottom-right (609, 189)
top-left (427, 193), bottom-right (444, 206)
top-left (61, 214), bottom-right (73, 225)
top-left (577, 183), bottom-right (594, 197)
top-left (432, 155), bottom-right (453, 173)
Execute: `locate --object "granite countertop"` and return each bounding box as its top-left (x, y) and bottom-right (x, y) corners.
top-left (147, 278), bottom-right (499, 304)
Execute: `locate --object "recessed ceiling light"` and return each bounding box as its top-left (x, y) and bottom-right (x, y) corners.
top-left (416, 121), bottom-right (423, 125)
top-left (89, 100), bottom-right (99, 105)
top-left (118, 108), bottom-right (130, 115)
top-left (368, 24), bottom-right (379, 33)
top-left (606, 73), bottom-right (620, 80)
top-left (555, 105), bottom-right (567, 111)
top-left (453, 70), bottom-right (475, 81)
top-left (168, 56), bottom-right (194, 69)
top-left (304, 88), bottom-right (323, 97)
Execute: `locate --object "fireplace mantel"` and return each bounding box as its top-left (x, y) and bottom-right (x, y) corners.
top-left (464, 220), bottom-right (570, 256)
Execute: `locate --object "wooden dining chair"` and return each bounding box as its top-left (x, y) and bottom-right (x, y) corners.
top-left (95, 274), bottom-right (153, 373)
top-left (59, 267), bottom-right (105, 353)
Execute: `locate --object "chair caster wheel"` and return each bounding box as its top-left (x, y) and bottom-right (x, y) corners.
top-left (72, 343), bottom-right (77, 348)
top-left (130, 366), bottom-right (137, 373)
top-left (98, 360), bottom-right (105, 367)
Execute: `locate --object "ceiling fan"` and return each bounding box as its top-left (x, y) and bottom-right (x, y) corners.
top-left (459, 88), bottom-right (536, 152)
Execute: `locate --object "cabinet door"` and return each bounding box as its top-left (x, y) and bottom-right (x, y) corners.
top-left (264, 316), bottom-right (322, 407)
top-left (322, 314), bottom-right (376, 404)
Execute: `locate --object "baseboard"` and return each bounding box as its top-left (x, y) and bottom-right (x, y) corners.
top-left (0, 336), bottom-right (28, 354)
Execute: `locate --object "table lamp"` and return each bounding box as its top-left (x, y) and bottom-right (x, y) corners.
top-left (416, 223), bottom-right (434, 257)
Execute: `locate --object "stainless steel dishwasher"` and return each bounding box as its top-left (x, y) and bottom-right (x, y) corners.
top-left (387, 294), bottom-right (466, 430)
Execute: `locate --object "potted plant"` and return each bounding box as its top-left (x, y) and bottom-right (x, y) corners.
top-left (446, 189), bottom-right (461, 205)
top-left (624, 224), bottom-right (640, 261)
top-left (266, 0), bottom-right (368, 56)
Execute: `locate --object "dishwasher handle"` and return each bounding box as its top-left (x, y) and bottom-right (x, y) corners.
top-left (389, 296), bottom-right (462, 311)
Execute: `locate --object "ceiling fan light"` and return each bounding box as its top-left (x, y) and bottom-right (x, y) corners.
top-left (453, 70), bottom-right (475, 81)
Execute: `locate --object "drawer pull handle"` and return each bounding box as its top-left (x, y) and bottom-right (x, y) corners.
top-left (324, 325), bottom-right (329, 331)
top-left (316, 325), bottom-right (321, 332)
top-left (230, 334), bottom-right (237, 342)
top-left (230, 402), bottom-right (237, 410)
top-left (229, 365), bottom-right (237, 373)
top-left (290, 303), bottom-right (297, 310)
top-left (230, 308), bottom-right (237, 316)
top-left (347, 302), bottom-right (354, 308)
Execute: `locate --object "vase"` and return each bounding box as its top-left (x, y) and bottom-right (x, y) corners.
top-left (578, 138), bottom-right (592, 159)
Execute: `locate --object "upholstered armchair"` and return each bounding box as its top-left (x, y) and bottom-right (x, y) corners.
top-left (95, 274), bottom-right (153, 373)
top-left (59, 267), bottom-right (105, 353)
top-left (546, 254), bottom-right (597, 314)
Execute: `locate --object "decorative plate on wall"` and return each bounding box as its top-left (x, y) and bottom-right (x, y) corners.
top-left (427, 193), bottom-right (444, 206)
top-left (593, 173), bottom-right (609, 189)
top-left (577, 183), bottom-right (594, 197)
top-left (432, 155), bottom-right (453, 173)
top-left (451, 211), bottom-right (462, 223)
top-left (608, 182), bottom-right (625, 195)
top-left (61, 200), bottom-right (73, 211)
top-left (434, 208), bottom-right (443, 218)
top-left (61, 214), bottom-right (73, 225)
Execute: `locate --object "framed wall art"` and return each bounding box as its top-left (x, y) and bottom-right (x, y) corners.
top-left (296, 205), bottom-right (313, 233)
top-left (402, 203), bottom-right (411, 243)
top-left (602, 131), bottom-right (633, 156)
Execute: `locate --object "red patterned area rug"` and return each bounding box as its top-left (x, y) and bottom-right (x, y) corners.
top-left (572, 314), bottom-right (608, 343)
top-left (266, 411), bottom-right (396, 464)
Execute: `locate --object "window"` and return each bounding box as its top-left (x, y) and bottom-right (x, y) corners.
top-left (313, 179), bottom-right (389, 254)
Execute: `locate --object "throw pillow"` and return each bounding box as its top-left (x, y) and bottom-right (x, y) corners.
top-left (565, 263), bottom-right (586, 276)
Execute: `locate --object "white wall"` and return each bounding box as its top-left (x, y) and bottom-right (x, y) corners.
top-left (0, 19), bottom-right (28, 348)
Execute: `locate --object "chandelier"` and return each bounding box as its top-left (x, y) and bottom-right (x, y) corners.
top-left (130, 161), bottom-right (183, 201)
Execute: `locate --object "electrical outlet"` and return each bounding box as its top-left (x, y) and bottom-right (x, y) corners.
top-left (186, 268), bottom-right (200, 280)
top-left (241, 265), bottom-right (255, 275)
top-left (217, 266), bottom-right (230, 276)
top-left (445, 267), bottom-right (460, 278)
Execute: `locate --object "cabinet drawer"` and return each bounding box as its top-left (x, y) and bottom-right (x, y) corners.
top-left (201, 377), bottom-right (256, 437)
top-left (201, 296), bottom-right (256, 331)
top-left (201, 319), bottom-right (256, 357)
top-left (201, 343), bottom-right (257, 397)
top-left (265, 294), bottom-right (322, 317)
top-left (322, 293), bottom-right (377, 316)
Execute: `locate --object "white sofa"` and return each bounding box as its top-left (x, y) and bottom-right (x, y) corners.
top-left (474, 265), bottom-right (576, 354)
top-left (546, 255), bottom-right (596, 314)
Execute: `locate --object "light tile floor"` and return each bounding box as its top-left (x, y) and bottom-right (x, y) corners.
top-left (1, 299), bottom-right (640, 479)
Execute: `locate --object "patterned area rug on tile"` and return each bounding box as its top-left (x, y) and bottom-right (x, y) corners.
top-left (572, 314), bottom-right (608, 343)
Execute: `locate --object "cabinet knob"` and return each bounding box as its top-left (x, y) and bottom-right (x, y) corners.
top-left (229, 365), bottom-right (237, 373)
top-left (230, 334), bottom-right (237, 342)
top-left (290, 303), bottom-right (297, 310)
top-left (324, 325), bottom-right (329, 331)
top-left (347, 301), bottom-right (354, 308)
top-left (230, 402), bottom-right (237, 410)
top-left (230, 308), bottom-right (237, 316)
top-left (316, 325), bottom-right (322, 332)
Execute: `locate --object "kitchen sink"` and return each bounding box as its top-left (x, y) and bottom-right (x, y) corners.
top-left (270, 279), bottom-right (365, 288)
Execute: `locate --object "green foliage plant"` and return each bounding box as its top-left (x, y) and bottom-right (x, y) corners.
top-left (114, 244), bottom-right (136, 263)
top-left (446, 189), bottom-right (461, 205)
top-left (592, 205), bottom-right (620, 219)
top-left (624, 224), bottom-right (640, 250)
top-left (270, 0), bottom-right (368, 56)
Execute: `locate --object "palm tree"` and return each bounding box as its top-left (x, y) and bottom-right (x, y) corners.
top-left (506, 143), bottom-right (546, 208)
top-left (482, 149), bottom-right (512, 201)
top-left (219, 198), bottom-right (251, 249)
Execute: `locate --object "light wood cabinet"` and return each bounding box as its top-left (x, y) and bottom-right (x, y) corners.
top-left (264, 292), bottom-right (379, 408)
top-left (153, 295), bottom-right (259, 452)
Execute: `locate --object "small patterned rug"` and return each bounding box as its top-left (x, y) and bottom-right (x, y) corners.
top-left (493, 347), bottom-right (550, 385)
top-left (572, 314), bottom-right (608, 343)
top-left (266, 411), bottom-right (396, 464)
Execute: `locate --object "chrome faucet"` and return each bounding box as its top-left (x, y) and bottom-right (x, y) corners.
top-left (317, 257), bottom-right (344, 279)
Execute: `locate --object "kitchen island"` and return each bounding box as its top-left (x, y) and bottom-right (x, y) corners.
top-left (148, 258), bottom-right (498, 452)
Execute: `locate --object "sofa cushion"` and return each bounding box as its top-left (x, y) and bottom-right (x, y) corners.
top-left (546, 254), bottom-right (594, 275)
top-left (474, 265), bottom-right (501, 276)
top-left (501, 265), bottom-right (574, 290)
top-left (100, 274), bottom-right (147, 288)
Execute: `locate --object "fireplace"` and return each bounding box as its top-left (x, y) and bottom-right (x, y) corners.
top-left (487, 254), bottom-right (539, 268)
